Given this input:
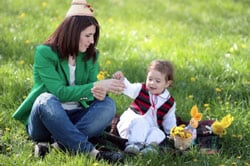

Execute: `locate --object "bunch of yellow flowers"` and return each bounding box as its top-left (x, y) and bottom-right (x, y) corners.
top-left (170, 124), bottom-right (192, 139)
top-left (97, 71), bottom-right (109, 80)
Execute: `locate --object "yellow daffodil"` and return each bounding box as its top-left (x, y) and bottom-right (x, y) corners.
top-left (211, 122), bottom-right (226, 137)
top-left (97, 72), bottom-right (105, 80)
top-left (97, 71), bottom-right (109, 80)
top-left (212, 114), bottom-right (234, 137)
top-left (190, 105), bottom-right (202, 121)
top-left (221, 114), bottom-right (234, 128)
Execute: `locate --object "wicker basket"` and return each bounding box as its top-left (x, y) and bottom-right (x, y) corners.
top-left (174, 136), bottom-right (193, 151)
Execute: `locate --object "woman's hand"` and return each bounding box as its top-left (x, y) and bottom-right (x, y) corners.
top-left (95, 79), bottom-right (125, 94)
top-left (91, 85), bottom-right (107, 100)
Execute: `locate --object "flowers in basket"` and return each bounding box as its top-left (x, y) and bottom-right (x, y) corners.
top-left (170, 125), bottom-right (193, 150)
top-left (170, 105), bottom-right (203, 150)
top-left (170, 125), bottom-right (192, 139)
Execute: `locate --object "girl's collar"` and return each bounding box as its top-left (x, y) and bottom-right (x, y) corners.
top-left (149, 89), bottom-right (170, 99)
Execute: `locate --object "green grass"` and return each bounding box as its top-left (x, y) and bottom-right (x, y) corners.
top-left (0, 0), bottom-right (250, 165)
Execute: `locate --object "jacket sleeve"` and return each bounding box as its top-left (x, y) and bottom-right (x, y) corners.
top-left (34, 46), bottom-right (96, 103)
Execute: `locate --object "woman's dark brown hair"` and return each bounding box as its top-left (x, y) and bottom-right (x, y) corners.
top-left (44, 16), bottom-right (100, 63)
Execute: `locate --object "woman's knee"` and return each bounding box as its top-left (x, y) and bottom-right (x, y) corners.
top-left (35, 92), bottom-right (58, 105)
top-left (104, 96), bottom-right (116, 110)
top-left (32, 92), bottom-right (62, 120)
top-left (82, 97), bottom-right (116, 136)
top-left (97, 96), bottom-right (116, 116)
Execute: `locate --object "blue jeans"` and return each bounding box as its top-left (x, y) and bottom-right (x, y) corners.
top-left (27, 92), bottom-right (116, 153)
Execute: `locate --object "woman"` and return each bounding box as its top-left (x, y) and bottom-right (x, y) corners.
top-left (12, 0), bottom-right (125, 163)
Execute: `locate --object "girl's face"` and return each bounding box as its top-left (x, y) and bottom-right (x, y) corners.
top-left (79, 25), bottom-right (96, 52)
top-left (146, 69), bottom-right (171, 95)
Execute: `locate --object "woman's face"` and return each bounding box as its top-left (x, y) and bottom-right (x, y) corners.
top-left (79, 25), bottom-right (96, 52)
top-left (146, 69), bottom-right (171, 95)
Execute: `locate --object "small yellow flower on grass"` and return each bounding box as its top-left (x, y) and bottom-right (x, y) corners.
top-left (25, 40), bottom-right (30, 44)
top-left (215, 88), bottom-right (222, 92)
top-left (203, 103), bottom-right (209, 107)
top-left (18, 12), bottom-right (25, 19)
top-left (93, 162), bottom-right (98, 166)
top-left (42, 2), bottom-right (47, 8)
top-left (5, 127), bottom-right (10, 131)
top-left (241, 44), bottom-right (246, 48)
top-left (106, 60), bottom-right (111, 65)
top-left (108, 18), bottom-right (113, 23)
top-left (19, 60), bottom-right (25, 65)
top-left (6, 147), bottom-right (12, 152)
top-left (190, 77), bottom-right (196, 82)
top-left (231, 162), bottom-right (237, 166)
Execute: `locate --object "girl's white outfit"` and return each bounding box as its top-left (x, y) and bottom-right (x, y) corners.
top-left (117, 78), bottom-right (176, 145)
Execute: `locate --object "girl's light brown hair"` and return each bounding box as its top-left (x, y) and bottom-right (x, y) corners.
top-left (147, 60), bottom-right (174, 85)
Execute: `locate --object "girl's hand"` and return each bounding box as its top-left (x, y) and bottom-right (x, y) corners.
top-left (112, 71), bottom-right (124, 80)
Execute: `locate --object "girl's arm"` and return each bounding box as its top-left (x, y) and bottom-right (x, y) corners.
top-left (162, 102), bottom-right (177, 134)
top-left (113, 71), bottom-right (142, 99)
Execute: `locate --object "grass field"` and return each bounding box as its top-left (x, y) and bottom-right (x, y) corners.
top-left (0, 0), bottom-right (249, 165)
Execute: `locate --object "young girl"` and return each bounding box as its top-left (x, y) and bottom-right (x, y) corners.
top-left (113, 60), bottom-right (177, 154)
